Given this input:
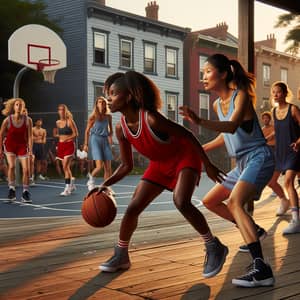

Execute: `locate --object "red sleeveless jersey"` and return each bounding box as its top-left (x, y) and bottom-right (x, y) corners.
top-left (120, 110), bottom-right (202, 190)
top-left (4, 115), bottom-right (29, 157)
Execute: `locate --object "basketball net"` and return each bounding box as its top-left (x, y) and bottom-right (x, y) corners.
top-left (37, 59), bottom-right (60, 84)
top-left (42, 70), bottom-right (57, 84)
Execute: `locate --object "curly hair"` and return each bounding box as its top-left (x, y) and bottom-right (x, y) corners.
top-left (104, 71), bottom-right (162, 112)
top-left (2, 98), bottom-right (25, 116)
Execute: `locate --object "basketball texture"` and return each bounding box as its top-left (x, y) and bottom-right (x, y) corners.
top-left (81, 188), bottom-right (117, 227)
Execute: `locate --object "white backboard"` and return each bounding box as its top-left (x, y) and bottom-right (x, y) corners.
top-left (8, 24), bottom-right (66, 71)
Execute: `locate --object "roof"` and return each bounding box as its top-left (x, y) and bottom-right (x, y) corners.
top-left (86, 0), bottom-right (191, 41)
top-left (257, 0), bottom-right (300, 14)
top-left (255, 45), bottom-right (300, 61)
top-left (197, 33), bottom-right (238, 49)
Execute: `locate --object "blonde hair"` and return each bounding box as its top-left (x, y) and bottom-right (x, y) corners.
top-left (58, 104), bottom-right (73, 120)
top-left (2, 98), bottom-right (25, 116)
top-left (270, 81), bottom-right (293, 107)
top-left (89, 97), bottom-right (110, 122)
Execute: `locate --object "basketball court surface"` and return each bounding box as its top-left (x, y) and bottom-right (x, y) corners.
top-left (0, 174), bottom-right (215, 219)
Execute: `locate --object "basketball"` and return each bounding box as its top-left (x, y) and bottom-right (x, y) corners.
top-left (81, 188), bottom-right (117, 227)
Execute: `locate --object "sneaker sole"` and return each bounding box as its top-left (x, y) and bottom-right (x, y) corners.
top-left (21, 199), bottom-right (32, 203)
top-left (99, 263), bottom-right (131, 273)
top-left (238, 247), bottom-right (250, 253)
top-left (203, 246), bottom-right (229, 278)
top-left (282, 229), bottom-right (300, 235)
top-left (4, 198), bottom-right (16, 203)
top-left (232, 277), bottom-right (275, 287)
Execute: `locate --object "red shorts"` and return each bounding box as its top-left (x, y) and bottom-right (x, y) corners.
top-left (4, 139), bottom-right (28, 159)
top-left (142, 147), bottom-right (202, 191)
top-left (56, 141), bottom-right (75, 160)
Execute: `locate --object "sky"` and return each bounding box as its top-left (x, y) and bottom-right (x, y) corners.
top-left (107, 0), bottom-right (291, 52)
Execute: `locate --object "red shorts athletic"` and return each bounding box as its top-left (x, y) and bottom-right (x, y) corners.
top-left (56, 141), bottom-right (75, 160)
top-left (142, 144), bottom-right (202, 191)
top-left (4, 139), bottom-right (28, 159)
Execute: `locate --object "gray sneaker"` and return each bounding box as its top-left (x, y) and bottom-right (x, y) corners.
top-left (203, 237), bottom-right (228, 278)
top-left (99, 246), bottom-right (131, 272)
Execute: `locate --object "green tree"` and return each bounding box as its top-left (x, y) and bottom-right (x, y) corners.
top-left (275, 13), bottom-right (300, 55)
top-left (0, 0), bottom-right (62, 99)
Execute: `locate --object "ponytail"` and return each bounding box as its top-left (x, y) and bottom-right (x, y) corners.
top-left (206, 54), bottom-right (256, 106)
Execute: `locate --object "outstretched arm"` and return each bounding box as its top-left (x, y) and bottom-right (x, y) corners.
top-left (148, 112), bottom-right (226, 183)
top-left (203, 134), bottom-right (225, 152)
top-left (102, 123), bottom-right (133, 187)
top-left (291, 105), bottom-right (300, 152)
top-left (180, 90), bottom-right (250, 134)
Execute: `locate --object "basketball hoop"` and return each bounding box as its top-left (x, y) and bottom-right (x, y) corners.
top-left (37, 58), bottom-right (60, 84)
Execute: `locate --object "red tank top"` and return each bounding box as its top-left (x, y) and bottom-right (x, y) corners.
top-left (6, 115), bottom-right (28, 145)
top-left (120, 110), bottom-right (194, 161)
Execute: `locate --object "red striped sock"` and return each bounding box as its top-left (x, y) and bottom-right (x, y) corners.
top-left (201, 231), bottom-right (214, 244)
top-left (118, 239), bottom-right (129, 248)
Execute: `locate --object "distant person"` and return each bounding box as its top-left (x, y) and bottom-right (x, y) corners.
top-left (261, 111), bottom-right (289, 215)
top-left (0, 98), bottom-right (33, 203)
top-left (53, 104), bottom-right (78, 196)
top-left (32, 118), bottom-right (47, 180)
top-left (76, 144), bottom-right (88, 174)
top-left (271, 81), bottom-right (300, 234)
top-left (0, 154), bottom-right (8, 181)
top-left (48, 138), bottom-right (63, 177)
top-left (84, 97), bottom-right (113, 191)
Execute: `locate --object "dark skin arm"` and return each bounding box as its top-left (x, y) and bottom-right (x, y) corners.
top-left (102, 123), bottom-right (133, 187)
top-left (180, 90), bottom-right (253, 134)
top-left (147, 111), bottom-right (226, 183)
top-left (291, 105), bottom-right (300, 152)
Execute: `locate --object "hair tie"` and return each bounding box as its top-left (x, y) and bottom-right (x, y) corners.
top-left (230, 64), bottom-right (234, 74)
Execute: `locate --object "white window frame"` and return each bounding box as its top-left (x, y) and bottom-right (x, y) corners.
top-left (120, 38), bottom-right (133, 69)
top-left (144, 42), bottom-right (156, 74)
top-left (199, 93), bottom-right (210, 134)
top-left (280, 68), bottom-right (288, 83)
top-left (166, 47), bottom-right (178, 78)
top-left (199, 55), bottom-right (208, 81)
top-left (94, 31), bottom-right (108, 65)
top-left (94, 82), bottom-right (104, 99)
top-left (166, 93), bottom-right (178, 121)
top-left (262, 64), bottom-right (271, 86)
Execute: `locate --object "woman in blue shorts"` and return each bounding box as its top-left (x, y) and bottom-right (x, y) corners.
top-left (84, 97), bottom-right (113, 190)
top-left (180, 54), bottom-right (275, 288)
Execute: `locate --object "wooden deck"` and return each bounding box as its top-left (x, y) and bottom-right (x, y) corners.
top-left (1, 186), bottom-right (300, 300)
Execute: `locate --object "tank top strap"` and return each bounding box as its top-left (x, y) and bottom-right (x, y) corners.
top-left (229, 89), bottom-right (239, 114)
top-left (120, 115), bottom-right (128, 139)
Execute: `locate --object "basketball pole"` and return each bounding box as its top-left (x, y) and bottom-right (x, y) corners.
top-left (13, 66), bottom-right (30, 185)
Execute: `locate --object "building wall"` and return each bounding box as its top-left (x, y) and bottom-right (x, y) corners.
top-left (255, 50), bottom-right (300, 114)
top-left (28, 0), bottom-right (88, 140)
top-left (86, 16), bottom-right (185, 140)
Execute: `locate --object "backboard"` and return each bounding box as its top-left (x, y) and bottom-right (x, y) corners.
top-left (8, 24), bottom-right (66, 72)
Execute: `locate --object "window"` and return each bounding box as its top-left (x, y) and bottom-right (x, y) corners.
top-left (166, 93), bottom-right (178, 121)
top-left (94, 82), bottom-right (104, 99)
top-left (94, 31), bottom-right (108, 65)
top-left (262, 64), bottom-right (271, 86)
top-left (144, 42), bottom-right (156, 74)
top-left (280, 68), bottom-right (288, 83)
top-left (199, 55), bottom-right (208, 80)
top-left (120, 38), bottom-right (133, 69)
top-left (199, 93), bottom-right (209, 119)
top-left (166, 47), bottom-right (178, 78)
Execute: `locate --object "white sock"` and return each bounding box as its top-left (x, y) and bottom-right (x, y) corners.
top-left (291, 207), bottom-right (299, 222)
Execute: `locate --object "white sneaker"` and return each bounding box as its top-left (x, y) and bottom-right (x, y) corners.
top-left (39, 174), bottom-right (46, 181)
top-left (276, 199), bottom-right (290, 216)
top-left (282, 220), bottom-right (300, 235)
top-left (70, 184), bottom-right (76, 192)
top-left (60, 187), bottom-right (71, 196)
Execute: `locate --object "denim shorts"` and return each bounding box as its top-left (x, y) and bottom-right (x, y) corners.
top-left (222, 145), bottom-right (275, 200)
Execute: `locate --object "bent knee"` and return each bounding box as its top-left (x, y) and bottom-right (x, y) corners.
top-left (173, 197), bottom-right (190, 212)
